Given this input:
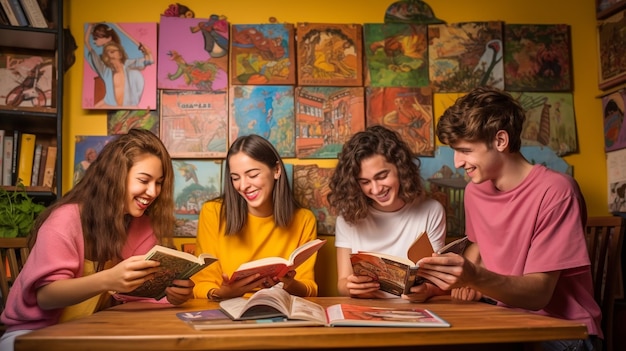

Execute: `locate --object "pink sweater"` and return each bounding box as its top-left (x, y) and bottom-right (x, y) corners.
top-left (0, 204), bottom-right (157, 332)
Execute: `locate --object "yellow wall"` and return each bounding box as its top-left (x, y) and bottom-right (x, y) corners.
top-left (64, 0), bottom-right (606, 296)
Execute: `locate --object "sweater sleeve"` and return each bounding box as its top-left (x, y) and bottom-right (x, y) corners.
top-left (192, 201), bottom-right (224, 299)
top-left (291, 208), bottom-right (319, 297)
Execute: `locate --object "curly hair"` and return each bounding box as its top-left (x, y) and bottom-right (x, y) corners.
top-left (327, 125), bottom-right (425, 224)
top-left (219, 134), bottom-right (299, 235)
top-left (437, 87), bottom-right (526, 152)
top-left (30, 129), bottom-right (175, 269)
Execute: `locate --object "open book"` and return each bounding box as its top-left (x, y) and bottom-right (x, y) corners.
top-left (228, 239), bottom-right (326, 283)
top-left (122, 245), bottom-right (218, 300)
top-left (350, 235), bottom-right (469, 296)
top-left (217, 284), bottom-right (449, 328)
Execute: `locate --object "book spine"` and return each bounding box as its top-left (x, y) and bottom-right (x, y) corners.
top-left (11, 130), bottom-right (20, 186)
top-left (30, 143), bottom-right (42, 186)
top-left (36, 144), bottom-right (47, 186)
top-left (0, 130), bottom-right (4, 185)
top-left (17, 133), bottom-right (36, 186)
top-left (6, 0), bottom-right (28, 26)
top-left (18, 0), bottom-right (46, 28)
top-left (42, 145), bottom-right (56, 188)
top-left (0, 0), bottom-right (19, 25)
top-left (2, 136), bottom-right (13, 186)
top-left (0, 4), bottom-right (10, 25)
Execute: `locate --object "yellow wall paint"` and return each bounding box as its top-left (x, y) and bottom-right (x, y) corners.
top-left (64, 0), bottom-right (606, 296)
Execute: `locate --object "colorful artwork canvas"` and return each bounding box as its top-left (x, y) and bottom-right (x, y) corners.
top-left (296, 23), bottom-right (363, 86)
top-left (366, 87), bottom-right (434, 156)
top-left (428, 21), bottom-right (504, 92)
top-left (295, 87), bottom-right (365, 158)
top-left (73, 135), bottom-right (116, 186)
top-left (0, 50), bottom-right (54, 109)
top-left (504, 24), bottom-right (572, 92)
top-left (512, 92), bottom-right (578, 156)
top-left (159, 90), bottom-right (228, 158)
top-left (229, 85), bottom-right (295, 157)
top-left (363, 23), bottom-right (428, 87)
top-left (173, 159), bottom-right (222, 237)
top-left (107, 109), bottom-right (160, 135)
top-left (230, 23), bottom-right (296, 85)
top-left (603, 89), bottom-right (626, 152)
top-left (597, 10), bottom-right (626, 90)
top-left (293, 164), bottom-right (337, 235)
top-left (82, 22), bottom-right (157, 110)
top-left (157, 15), bottom-right (229, 91)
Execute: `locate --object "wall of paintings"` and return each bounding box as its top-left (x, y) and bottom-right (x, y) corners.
top-left (71, 2), bottom-right (582, 238)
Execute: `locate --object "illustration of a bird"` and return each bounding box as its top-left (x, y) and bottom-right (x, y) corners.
top-left (473, 39), bottom-right (503, 86)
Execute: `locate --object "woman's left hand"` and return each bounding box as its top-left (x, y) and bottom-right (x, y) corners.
top-left (165, 279), bottom-right (195, 305)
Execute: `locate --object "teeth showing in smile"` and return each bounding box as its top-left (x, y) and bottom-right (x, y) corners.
top-left (137, 198), bottom-right (149, 205)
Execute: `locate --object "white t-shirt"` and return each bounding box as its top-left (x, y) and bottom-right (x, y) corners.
top-left (335, 198), bottom-right (446, 258)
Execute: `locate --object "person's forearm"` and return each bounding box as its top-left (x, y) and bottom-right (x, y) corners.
top-left (37, 272), bottom-right (110, 310)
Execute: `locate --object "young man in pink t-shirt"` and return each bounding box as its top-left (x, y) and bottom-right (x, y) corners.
top-left (416, 87), bottom-right (602, 351)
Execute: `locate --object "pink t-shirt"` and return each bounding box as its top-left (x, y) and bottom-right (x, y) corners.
top-left (464, 165), bottom-right (602, 338)
top-left (0, 204), bottom-right (157, 332)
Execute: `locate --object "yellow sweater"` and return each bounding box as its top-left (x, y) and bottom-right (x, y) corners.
top-left (192, 201), bottom-right (319, 298)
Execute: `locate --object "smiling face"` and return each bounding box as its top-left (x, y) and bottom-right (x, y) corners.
top-left (124, 154), bottom-right (163, 217)
top-left (228, 152), bottom-right (280, 217)
top-left (451, 139), bottom-right (501, 185)
top-left (357, 154), bottom-right (404, 212)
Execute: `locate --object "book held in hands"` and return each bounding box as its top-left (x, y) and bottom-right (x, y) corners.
top-left (350, 234), bottom-right (469, 296)
top-left (228, 238), bottom-right (326, 283)
top-left (122, 245), bottom-right (218, 300)
top-left (213, 284), bottom-right (450, 329)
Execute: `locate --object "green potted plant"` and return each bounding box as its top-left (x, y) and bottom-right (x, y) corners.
top-left (0, 185), bottom-right (46, 238)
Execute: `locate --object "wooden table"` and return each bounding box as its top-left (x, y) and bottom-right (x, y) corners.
top-left (14, 297), bottom-right (588, 351)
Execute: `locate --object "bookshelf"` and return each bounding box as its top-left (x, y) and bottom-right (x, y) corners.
top-left (0, 0), bottom-right (63, 204)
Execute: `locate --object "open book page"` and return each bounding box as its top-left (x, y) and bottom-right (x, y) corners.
top-left (350, 253), bottom-right (418, 296)
top-left (325, 304), bottom-right (450, 328)
top-left (121, 245), bottom-right (218, 300)
top-left (176, 308), bottom-right (323, 330)
top-left (437, 236), bottom-right (470, 255)
top-left (228, 239), bottom-right (326, 283)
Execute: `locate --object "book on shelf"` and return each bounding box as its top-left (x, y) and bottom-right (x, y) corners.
top-left (35, 143), bottom-right (47, 186)
top-left (16, 132), bottom-right (35, 186)
top-left (41, 145), bottom-right (55, 188)
top-left (0, 0), bottom-right (22, 26)
top-left (120, 245), bottom-right (218, 300)
top-left (0, 130), bottom-right (4, 185)
top-left (2, 0), bottom-right (28, 26)
top-left (18, 0), bottom-right (47, 28)
top-left (10, 130), bottom-right (19, 186)
top-left (0, 6), bottom-right (9, 26)
top-left (2, 135), bottom-right (13, 186)
top-left (228, 239), bottom-right (327, 284)
top-left (30, 143), bottom-right (42, 186)
top-left (350, 235), bottom-right (470, 296)
top-left (216, 284), bottom-right (450, 329)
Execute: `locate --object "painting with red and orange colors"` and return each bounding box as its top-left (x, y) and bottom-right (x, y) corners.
top-left (366, 87), bottom-right (434, 156)
top-left (173, 159), bottom-right (222, 237)
top-left (293, 164), bottom-right (337, 235)
top-left (428, 21), bottom-right (503, 93)
top-left (157, 15), bottom-right (229, 91)
top-left (296, 23), bottom-right (363, 87)
top-left (363, 23), bottom-right (428, 87)
top-left (504, 24), bottom-right (572, 92)
top-left (295, 86), bottom-right (365, 158)
top-left (230, 23), bottom-right (295, 85)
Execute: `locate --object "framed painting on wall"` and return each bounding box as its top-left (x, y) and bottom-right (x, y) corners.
top-left (295, 86), bottom-right (365, 159)
top-left (296, 23), bottom-right (363, 87)
top-left (107, 109), bottom-right (160, 135)
top-left (159, 90), bottom-right (228, 158)
top-left (365, 87), bottom-right (434, 156)
top-left (73, 135), bottom-right (116, 186)
top-left (602, 89), bottom-right (626, 152)
top-left (230, 23), bottom-right (296, 85)
top-left (172, 159), bottom-right (222, 237)
top-left (293, 164), bottom-right (337, 235)
top-left (504, 24), bottom-right (572, 92)
top-left (229, 85), bottom-right (295, 157)
top-left (597, 0), bottom-right (626, 19)
top-left (597, 10), bottom-right (626, 90)
top-left (82, 22), bottom-right (157, 110)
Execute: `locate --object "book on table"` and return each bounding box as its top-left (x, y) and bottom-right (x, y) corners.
top-left (350, 234), bottom-right (470, 296)
top-left (208, 284), bottom-right (450, 329)
top-left (228, 238), bottom-right (326, 283)
top-left (120, 245), bottom-right (218, 300)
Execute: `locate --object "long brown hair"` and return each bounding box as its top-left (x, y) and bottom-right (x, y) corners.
top-left (29, 129), bottom-right (175, 269)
